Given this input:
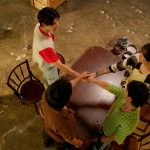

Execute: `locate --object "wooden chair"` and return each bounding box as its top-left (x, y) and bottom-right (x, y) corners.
top-left (7, 59), bottom-right (45, 113)
top-left (131, 103), bottom-right (150, 149)
top-left (111, 104), bottom-right (150, 150)
top-left (57, 52), bottom-right (65, 64)
top-left (123, 131), bottom-right (150, 150)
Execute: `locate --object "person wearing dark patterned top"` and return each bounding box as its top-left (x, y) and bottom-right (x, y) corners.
top-left (94, 43), bottom-right (150, 90)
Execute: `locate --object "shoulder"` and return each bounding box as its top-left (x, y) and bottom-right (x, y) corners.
top-left (34, 23), bottom-right (40, 33)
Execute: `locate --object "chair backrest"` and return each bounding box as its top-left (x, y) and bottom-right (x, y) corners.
top-left (7, 59), bottom-right (43, 99)
top-left (7, 60), bottom-right (33, 96)
top-left (56, 52), bottom-right (65, 74)
top-left (132, 104), bottom-right (150, 149)
top-left (57, 52), bottom-right (65, 64)
top-left (123, 132), bottom-right (150, 150)
top-left (125, 108), bottom-right (150, 150)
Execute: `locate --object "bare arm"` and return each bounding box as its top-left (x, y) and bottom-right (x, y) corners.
top-left (88, 76), bottom-right (108, 90)
top-left (95, 67), bottom-right (111, 77)
top-left (94, 53), bottom-right (139, 77)
top-left (54, 60), bottom-right (80, 77)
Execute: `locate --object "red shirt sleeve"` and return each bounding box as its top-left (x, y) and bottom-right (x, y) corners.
top-left (39, 48), bottom-right (59, 63)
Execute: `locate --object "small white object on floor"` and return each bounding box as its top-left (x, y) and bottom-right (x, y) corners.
top-left (16, 56), bottom-right (21, 61)
top-left (10, 52), bottom-right (14, 55)
top-left (3, 105), bottom-right (8, 108)
top-left (0, 110), bottom-right (4, 114)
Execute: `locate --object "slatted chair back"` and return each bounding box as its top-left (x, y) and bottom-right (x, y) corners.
top-left (7, 59), bottom-right (35, 98)
top-left (7, 59), bottom-right (45, 113)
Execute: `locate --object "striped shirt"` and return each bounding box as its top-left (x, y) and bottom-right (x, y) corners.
top-left (108, 53), bottom-right (150, 88)
top-left (109, 53), bottom-right (140, 73)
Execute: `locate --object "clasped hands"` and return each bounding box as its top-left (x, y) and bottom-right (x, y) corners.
top-left (78, 71), bottom-right (97, 82)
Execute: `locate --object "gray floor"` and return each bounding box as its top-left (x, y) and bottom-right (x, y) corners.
top-left (0, 0), bottom-right (150, 149)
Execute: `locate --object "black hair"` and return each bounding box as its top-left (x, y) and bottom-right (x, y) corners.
top-left (45, 78), bottom-right (72, 109)
top-left (127, 80), bottom-right (149, 107)
top-left (37, 7), bottom-right (60, 26)
top-left (142, 43), bottom-right (150, 62)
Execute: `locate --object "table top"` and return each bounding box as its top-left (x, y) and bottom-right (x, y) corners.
top-left (69, 46), bottom-right (123, 130)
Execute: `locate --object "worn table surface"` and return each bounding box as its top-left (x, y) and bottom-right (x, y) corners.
top-left (69, 46), bottom-right (123, 130)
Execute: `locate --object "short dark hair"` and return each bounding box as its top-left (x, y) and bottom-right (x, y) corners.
top-left (142, 43), bottom-right (150, 62)
top-left (45, 78), bottom-right (72, 109)
top-left (37, 7), bottom-right (60, 26)
top-left (127, 80), bottom-right (149, 107)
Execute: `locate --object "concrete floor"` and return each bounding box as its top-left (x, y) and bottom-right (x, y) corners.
top-left (0, 0), bottom-right (150, 149)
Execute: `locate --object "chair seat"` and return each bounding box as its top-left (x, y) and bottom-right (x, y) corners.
top-left (124, 136), bottom-right (139, 150)
top-left (111, 136), bottom-right (139, 150)
top-left (20, 80), bottom-right (45, 103)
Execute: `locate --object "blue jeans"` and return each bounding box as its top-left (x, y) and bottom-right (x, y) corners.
top-left (40, 64), bottom-right (59, 88)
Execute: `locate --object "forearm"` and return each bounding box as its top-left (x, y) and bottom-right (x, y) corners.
top-left (70, 76), bottom-right (82, 87)
top-left (57, 62), bottom-right (80, 77)
top-left (95, 67), bottom-right (111, 76)
top-left (91, 78), bottom-right (108, 89)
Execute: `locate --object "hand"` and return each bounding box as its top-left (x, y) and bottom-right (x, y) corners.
top-left (75, 139), bottom-right (83, 148)
top-left (70, 71), bottom-right (90, 87)
top-left (81, 72), bottom-right (96, 83)
top-left (79, 71), bottom-right (91, 80)
top-left (87, 74), bottom-right (96, 82)
top-left (100, 68), bottom-right (109, 75)
top-left (94, 68), bottom-right (109, 77)
top-left (90, 72), bottom-right (97, 78)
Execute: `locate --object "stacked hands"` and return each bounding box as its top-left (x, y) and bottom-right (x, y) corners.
top-left (77, 71), bottom-right (97, 82)
top-left (77, 67), bottom-right (109, 83)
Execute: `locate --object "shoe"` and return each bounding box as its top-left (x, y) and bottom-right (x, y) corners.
top-left (44, 138), bottom-right (54, 148)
